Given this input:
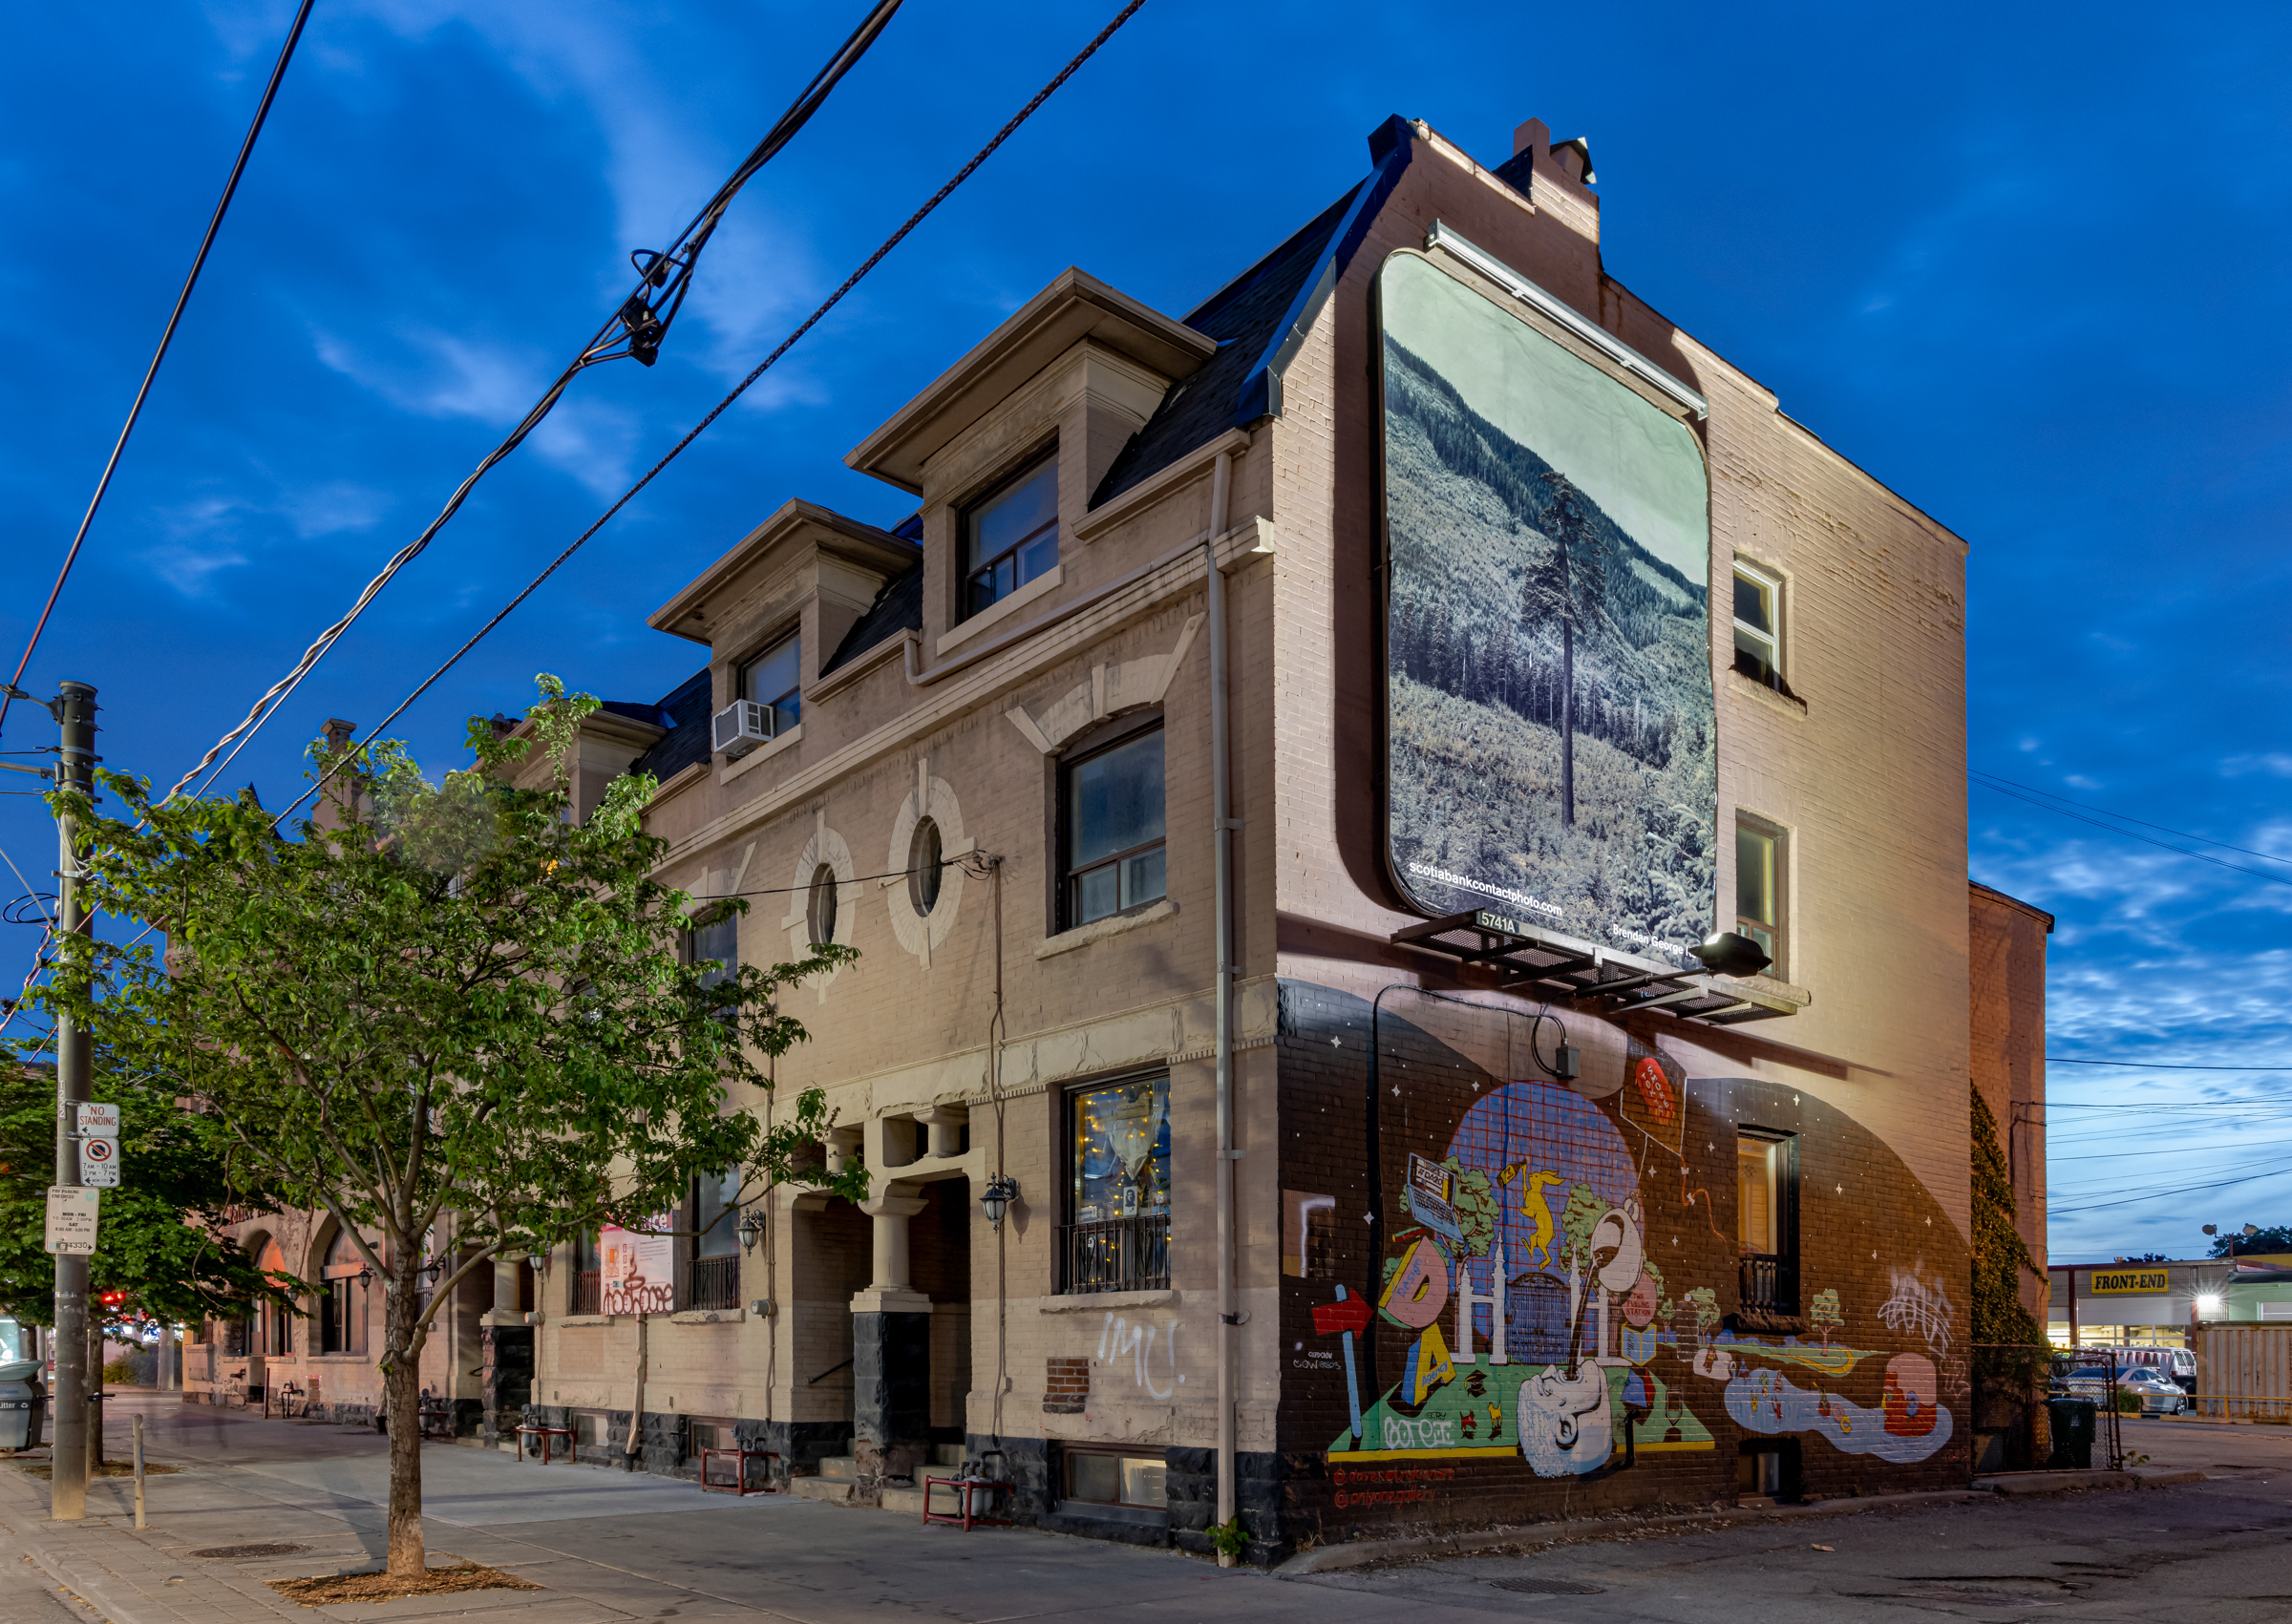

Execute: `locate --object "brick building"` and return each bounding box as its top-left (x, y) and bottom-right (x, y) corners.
top-left (201, 112), bottom-right (2043, 1562)
top-left (1970, 881), bottom-right (2050, 1323)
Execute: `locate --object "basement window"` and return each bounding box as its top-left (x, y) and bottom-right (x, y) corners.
top-left (1063, 1445), bottom-right (1167, 1510)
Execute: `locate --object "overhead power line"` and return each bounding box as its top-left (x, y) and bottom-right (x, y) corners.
top-left (1972, 771), bottom-right (2292, 890)
top-left (1973, 770), bottom-right (2292, 870)
top-left (2047, 1056), bottom-right (2292, 1071)
top-left (2049, 1160), bottom-right (2292, 1214)
top-left (0, 0), bottom-right (317, 745)
top-left (167, 0), bottom-right (910, 806)
top-left (273, 0), bottom-right (1152, 830)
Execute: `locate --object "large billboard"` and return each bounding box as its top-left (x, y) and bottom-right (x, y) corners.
top-left (1381, 251), bottom-right (1715, 967)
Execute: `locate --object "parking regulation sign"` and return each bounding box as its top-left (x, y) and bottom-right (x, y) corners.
top-left (75, 1102), bottom-right (120, 1137)
top-left (78, 1134), bottom-right (120, 1188)
top-left (45, 1186), bottom-right (98, 1255)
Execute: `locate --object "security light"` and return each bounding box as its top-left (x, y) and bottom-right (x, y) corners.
top-left (981, 1174), bottom-right (1020, 1232)
top-left (2196, 1295), bottom-right (2223, 1315)
top-left (1689, 931), bottom-right (1772, 979)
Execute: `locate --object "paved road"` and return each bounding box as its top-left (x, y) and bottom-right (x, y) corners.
top-left (16, 1395), bottom-right (2292, 1624)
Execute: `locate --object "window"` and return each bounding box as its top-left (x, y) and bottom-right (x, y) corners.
top-left (1734, 816), bottom-right (1785, 976)
top-left (1737, 1129), bottom-right (1797, 1315)
top-left (909, 817), bottom-right (943, 916)
top-left (806, 863), bottom-right (838, 946)
top-left (572, 1231), bottom-right (602, 1315)
top-left (1063, 1445), bottom-right (1167, 1510)
top-left (258, 1240), bottom-right (291, 1355)
top-left (1063, 1074), bottom-right (1171, 1293)
top-left (687, 1417), bottom-right (738, 1461)
top-left (1731, 560), bottom-right (1783, 688)
top-left (742, 634), bottom-right (801, 738)
top-left (965, 455), bottom-right (1059, 618)
top-left (687, 1168), bottom-right (741, 1311)
top-left (688, 911), bottom-right (737, 991)
top-left (1062, 723), bottom-right (1166, 928)
top-left (319, 1230), bottom-right (369, 1356)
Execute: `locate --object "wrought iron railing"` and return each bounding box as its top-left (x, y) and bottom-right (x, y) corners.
top-left (1061, 1213), bottom-right (1170, 1295)
top-left (686, 1255), bottom-right (741, 1311)
top-left (1739, 1254), bottom-right (1795, 1315)
top-left (572, 1270), bottom-right (601, 1315)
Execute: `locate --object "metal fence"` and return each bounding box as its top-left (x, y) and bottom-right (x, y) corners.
top-left (1060, 1214), bottom-right (1170, 1295)
top-left (1738, 1255), bottom-right (1794, 1315)
top-left (572, 1270), bottom-right (601, 1316)
top-left (686, 1255), bottom-right (740, 1311)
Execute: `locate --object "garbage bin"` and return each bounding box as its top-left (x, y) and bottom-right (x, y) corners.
top-left (2047, 1396), bottom-right (2096, 1469)
top-left (0, 1358), bottom-right (46, 1450)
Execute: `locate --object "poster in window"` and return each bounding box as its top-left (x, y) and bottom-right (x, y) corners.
top-left (1379, 250), bottom-right (1716, 966)
top-left (600, 1214), bottom-right (675, 1315)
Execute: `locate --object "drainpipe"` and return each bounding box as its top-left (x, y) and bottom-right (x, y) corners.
top-left (1204, 449), bottom-right (1238, 1563)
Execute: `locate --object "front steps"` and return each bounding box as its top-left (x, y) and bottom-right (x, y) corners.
top-left (791, 1442), bottom-right (964, 1510)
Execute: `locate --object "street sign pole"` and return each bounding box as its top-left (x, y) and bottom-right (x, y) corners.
top-left (49, 680), bottom-right (97, 1520)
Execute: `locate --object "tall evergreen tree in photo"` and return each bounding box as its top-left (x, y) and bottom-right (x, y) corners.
top-left (40, 678), bottom-right (870, 1579)
top-left (1521, 472), bottom-right (1607, 826)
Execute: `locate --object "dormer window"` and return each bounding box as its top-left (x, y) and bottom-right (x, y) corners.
top-left (742, 633), bottom-right (801, 737)
top-left (966, 454), bottom-right (1058, 619)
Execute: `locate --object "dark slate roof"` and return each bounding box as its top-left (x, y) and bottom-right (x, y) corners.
top-left (626, 666), bottom-right (712, 783)
top-left (818, 510), bottom-right (924, 679)
top-left (820, 560), bottom-right (922, 677)
top-left (1088, 189), bottom-right (1358, 509)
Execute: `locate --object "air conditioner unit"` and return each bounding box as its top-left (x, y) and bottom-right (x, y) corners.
top-left (711, 700), bottom-right (770, 759)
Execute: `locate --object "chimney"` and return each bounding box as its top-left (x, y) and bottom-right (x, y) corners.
top-left (321, 718), bottom-right (357, 751)
top-left (1511, 117), bottom-right (1600, 245)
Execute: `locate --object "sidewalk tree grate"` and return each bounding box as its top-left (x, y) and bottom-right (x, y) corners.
top-left (193, 1543), bottom-right (308, 1559)
top-left (1488, 1577), bottom-right (1603, 1595)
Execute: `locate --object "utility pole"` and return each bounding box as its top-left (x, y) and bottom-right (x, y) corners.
top-left (49, 680), bottom-right (97, 1520)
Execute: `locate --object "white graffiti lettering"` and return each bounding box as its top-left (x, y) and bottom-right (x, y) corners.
top-left (1878, 1268), bottom-right (1953, 1357)
top-left (1096, 1311), bottom-right (1182, 1399)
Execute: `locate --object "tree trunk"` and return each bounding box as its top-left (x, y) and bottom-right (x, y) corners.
top-left (384, 1270), bottom-right (426, 1577)
top-left (1559, 618), bottom-right (1576, 827)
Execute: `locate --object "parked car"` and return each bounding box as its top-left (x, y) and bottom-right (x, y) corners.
top-left (2063, 1365), bottom-right (2189, 1414)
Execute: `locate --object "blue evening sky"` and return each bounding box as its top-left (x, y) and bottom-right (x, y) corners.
top-left (3, 2), bottom-right (2287, 1264)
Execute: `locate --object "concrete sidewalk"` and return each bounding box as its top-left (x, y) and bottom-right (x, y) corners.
top-left (5, 1395), bottom-right (2285, 1624)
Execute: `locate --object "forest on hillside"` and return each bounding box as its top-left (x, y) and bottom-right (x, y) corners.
top-left (1384, 334), bottom-right (1717, 965)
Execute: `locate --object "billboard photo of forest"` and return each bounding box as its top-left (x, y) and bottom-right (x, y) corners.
top-left (1379, 251), bottom-right (1716, 967)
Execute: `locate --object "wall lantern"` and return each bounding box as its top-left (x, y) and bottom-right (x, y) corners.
top-left (1689, 931), bottom-right (1772, 979)
top-left (736, 1210), bottom-right (767, 1255)
top-left (981, 1175), bottom-right (1021, 1233)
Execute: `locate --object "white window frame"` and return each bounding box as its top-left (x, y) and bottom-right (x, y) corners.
top-left (1731, 558), bottom-right (1784, 688)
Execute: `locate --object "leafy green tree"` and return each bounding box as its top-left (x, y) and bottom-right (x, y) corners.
top-left (2208, 1225), bottom-right (2292, 1259)
top-left (0, 1053), bottom-right (299, 1334)
top-left (40, 678), bottom-right (866, 1578)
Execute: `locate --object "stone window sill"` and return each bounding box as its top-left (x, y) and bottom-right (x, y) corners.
top-left (1039, 1287), bottom-right (1178, 1315)
top-left (1725, 667), bottom-right (1808, 718)
top-left (1035, 898), bottom-right (1178, 960)
top-left (555, 1314), bottom-right (614, 1327)
top-left (938, 563), bottom-right (1063, 655)
top-left (719, 723), bottom-right (801, 784)
top-left (668, 1308), bottom-right (745, 1325)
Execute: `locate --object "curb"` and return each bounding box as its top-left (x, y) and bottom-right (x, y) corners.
top-left (1972, 1467), bottom-right (2207, 1496)
top-left (1272, 1489), bottom-right (1988, 1576)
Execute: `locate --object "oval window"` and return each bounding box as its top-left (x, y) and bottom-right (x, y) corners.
top-left (806, 862), bottom-right (838, 946)
top-left (909, 817), bottom-right (943, 917)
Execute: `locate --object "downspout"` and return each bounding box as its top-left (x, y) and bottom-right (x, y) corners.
top-left (1204, 449), bottom-right (1238, 1563)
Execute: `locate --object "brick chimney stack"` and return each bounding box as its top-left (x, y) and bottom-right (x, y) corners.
top-left (1512, 117), bottom-right (1601, 246)
top-left (321, 718), bottom-right (356, 751)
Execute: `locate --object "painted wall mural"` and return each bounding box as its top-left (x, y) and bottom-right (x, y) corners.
top-left (1302, 998), bottom-right (1966, 1500)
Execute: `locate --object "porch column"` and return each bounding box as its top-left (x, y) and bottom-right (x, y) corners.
top-left (851, 1192), bottom-right (930, 1498)
top-left (917, 1104), bottom-right (967, 1161)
